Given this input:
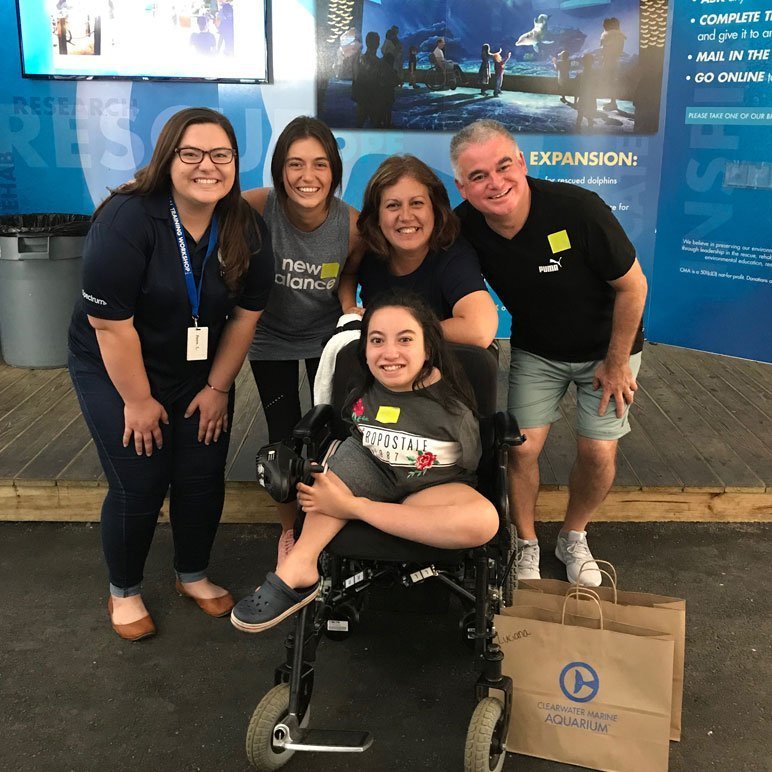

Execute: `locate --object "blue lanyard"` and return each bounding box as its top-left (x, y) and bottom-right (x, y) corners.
top-left (169, 197), bottom-right (219, 326)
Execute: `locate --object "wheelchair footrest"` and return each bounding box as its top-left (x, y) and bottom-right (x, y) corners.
top-left (282, 728), bottom-right (374, 753)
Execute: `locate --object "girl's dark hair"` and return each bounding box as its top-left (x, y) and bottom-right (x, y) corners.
top-left (356, 154), bottom-right (460, 260)
top-left (270, 116), bottom-right (343, 211)
top-left (93, 106), bottom-right (256, 293)
top-left (354, 290), bottom-right (476, 414)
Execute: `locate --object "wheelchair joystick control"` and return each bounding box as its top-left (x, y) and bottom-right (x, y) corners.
top-left (256, 441), bottom-right (327, 503)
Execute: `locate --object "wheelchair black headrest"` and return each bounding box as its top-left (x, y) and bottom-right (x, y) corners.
top-left (329, 340), bottom-right (498, 418)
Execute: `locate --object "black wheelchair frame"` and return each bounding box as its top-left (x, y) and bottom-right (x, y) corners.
top-left (243, 343), bottom-right (524, 772)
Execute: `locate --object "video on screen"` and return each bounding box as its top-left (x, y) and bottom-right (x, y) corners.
top-left (17, 0), bottom-right (269, 82)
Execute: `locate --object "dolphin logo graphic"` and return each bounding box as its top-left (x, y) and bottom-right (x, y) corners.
top-left (559, 662), bottom-right (600, 703)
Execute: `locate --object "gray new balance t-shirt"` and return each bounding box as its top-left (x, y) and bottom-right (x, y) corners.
top-left (250, 191), bottom-right (350, 360)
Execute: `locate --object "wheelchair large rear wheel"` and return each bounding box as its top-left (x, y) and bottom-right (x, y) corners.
top-left (246, 684), bottom-right (297, 771)
top-left (464, 697), bottom-right (507, 772)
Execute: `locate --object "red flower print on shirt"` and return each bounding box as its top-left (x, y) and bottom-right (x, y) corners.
top-left (416, 451), bottom-right (437, 470)
top-left (407, 450), bottom-right (438, 477)
top-left (351, 398), bottom-right (368, 422)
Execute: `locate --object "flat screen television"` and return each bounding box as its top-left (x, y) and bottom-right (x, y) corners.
top-left (16, 0), bottom-right (271, 83)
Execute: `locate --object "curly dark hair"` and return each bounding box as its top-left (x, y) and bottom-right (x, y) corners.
top-left (356, 155), bottom-right (460, 260)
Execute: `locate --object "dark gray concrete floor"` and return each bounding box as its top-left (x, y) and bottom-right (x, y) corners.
top-left (1, 522), bottom-right (770, 772)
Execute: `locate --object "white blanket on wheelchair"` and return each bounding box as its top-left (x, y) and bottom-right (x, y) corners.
top-left (313, 313), bottom-right (363, 405)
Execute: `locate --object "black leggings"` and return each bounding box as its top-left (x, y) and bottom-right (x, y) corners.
top-left (250, 358), bottom-right (320, 444)
top-left (69, 355), bottom-right (234, 593)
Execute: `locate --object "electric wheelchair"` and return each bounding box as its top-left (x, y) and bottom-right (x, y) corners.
top-left (244, 341), bottom-right (524, 772)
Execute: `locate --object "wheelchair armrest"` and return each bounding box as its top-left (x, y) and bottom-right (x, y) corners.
top-left (292, 403), bottom-right (336, 444)
top-left (494, 411), bottom-right (526, 447)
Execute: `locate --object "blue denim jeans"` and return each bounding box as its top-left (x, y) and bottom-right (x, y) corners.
top-left (69, 354), bottom-right (234, 595)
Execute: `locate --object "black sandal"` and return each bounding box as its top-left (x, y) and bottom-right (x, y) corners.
top-left (230, 572), bottom-right (319, 633)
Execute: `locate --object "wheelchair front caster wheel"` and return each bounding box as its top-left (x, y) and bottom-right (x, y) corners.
top-left (246, 683), bottom-right (305, 771)
top-left (464, 697), bottom-right (507, 772)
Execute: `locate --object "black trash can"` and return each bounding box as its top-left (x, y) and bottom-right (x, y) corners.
top-left (0, 214), bottom-right (91, 368)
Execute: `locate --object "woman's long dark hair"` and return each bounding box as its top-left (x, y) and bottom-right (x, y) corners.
top-left (270, 116), bottom-right (343, 212)
top-left (93, 107), bottom-right (257, 293)
top-left (353, 290), bottom-right (476, 414)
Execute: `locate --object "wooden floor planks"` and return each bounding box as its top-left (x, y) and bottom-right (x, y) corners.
top-left (0, 343), bottom-right (769, 522)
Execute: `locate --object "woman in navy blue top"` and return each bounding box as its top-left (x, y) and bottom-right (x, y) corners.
top-left (339, 155), bottom-right (498, 349)
top-left (68, 107), bottom-right (273, 641)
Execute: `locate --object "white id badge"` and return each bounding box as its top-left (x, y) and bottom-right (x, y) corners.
top-left (187, 326), bottom-right (209, 360)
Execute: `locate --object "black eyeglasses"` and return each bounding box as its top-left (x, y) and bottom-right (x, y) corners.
top-left (174, 146), bottom-right (237, 165)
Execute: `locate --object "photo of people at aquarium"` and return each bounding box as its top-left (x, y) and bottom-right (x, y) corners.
top-left (316, 0), bottom-right (666, 134)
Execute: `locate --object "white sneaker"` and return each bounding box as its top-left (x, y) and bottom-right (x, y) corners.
top-left (515, 538), bottom-right (541, 580)
top-left (555, 530), bottom-right (601, 587)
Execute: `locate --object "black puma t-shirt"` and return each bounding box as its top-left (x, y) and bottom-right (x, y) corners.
top-left (457, 177), bottom-right (643, 362)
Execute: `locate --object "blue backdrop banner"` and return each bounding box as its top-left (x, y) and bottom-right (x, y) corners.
top-left (649, 0), bottom-right (772, 362)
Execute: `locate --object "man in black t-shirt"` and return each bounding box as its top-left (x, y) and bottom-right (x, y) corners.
top-left (450, 119), bottom-right (648, 587)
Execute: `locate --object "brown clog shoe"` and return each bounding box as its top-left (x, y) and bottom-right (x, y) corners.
top-left (107, 596), bottom-right (156, 641)
top-left (175, 580), bottom-right (235, 618)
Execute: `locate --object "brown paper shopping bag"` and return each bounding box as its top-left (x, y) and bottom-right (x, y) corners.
top-left (514, 561), bottom-right (686, 741)
top-left (497, 597), bottom-right (674, 772)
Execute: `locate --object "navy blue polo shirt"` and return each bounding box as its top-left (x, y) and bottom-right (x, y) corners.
top-left (69, 189), bottom-right (273, 403)
top-left (358, 238), bottom-right (487, 320)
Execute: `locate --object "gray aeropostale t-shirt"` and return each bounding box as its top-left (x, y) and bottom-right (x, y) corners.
top-left (250, 190), bottom-right (350, 360)
top-left (347, 380), bottom-right (481, 493)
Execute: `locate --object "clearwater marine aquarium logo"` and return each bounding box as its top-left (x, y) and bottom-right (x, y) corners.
top-left (559, 661), bottom-right (600, 703)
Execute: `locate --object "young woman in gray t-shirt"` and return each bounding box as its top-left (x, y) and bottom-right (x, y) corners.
top-left (242, 117), bottom-right (363, 568)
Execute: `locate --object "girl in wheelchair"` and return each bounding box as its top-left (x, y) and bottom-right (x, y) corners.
top-left (231, 291), bottom-right (499, 633)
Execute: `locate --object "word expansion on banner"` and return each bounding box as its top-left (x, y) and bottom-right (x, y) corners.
top-left (528, 151), bottom-right (638, 167)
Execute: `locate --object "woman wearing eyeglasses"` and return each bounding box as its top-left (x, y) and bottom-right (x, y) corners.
top-left (242, 116), bottom-right (363, 569)
top-left (68, 107), bottom-right (274, 641)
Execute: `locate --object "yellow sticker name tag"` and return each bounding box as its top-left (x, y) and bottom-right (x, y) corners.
top-left (376, 406), bottom-right (401, 424)
top-left (320, 262), bottom-right (340, 279)
top-left (547, 230), bottom-right (571, 254)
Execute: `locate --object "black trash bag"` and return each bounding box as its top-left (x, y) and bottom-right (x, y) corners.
top-left (0, 213), bottom-right (91, 236)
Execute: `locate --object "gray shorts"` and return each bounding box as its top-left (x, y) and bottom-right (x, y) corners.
top-left (326, 437), bottom-right (475, 501)
top-left (507, 348), bottom-right (643, 441)
top-left (327, 438), bottom-right (407, 502)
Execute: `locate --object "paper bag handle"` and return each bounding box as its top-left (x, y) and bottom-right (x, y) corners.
top-left (562, 588), bottom-right (604, 629)
top-left (575, 559), bottom-right (619, 603)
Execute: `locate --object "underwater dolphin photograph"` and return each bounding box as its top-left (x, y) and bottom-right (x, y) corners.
top-left (315, 0), bottom-right (667, 134)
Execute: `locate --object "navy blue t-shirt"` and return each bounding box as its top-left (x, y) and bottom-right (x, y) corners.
top-left (68, 190), bottom-right (274, 403)
top-left (358, 238), bottom-right (487, 320)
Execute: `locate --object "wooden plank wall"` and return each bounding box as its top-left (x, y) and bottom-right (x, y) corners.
top-left (0, 344), bottom-right (770, 522)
